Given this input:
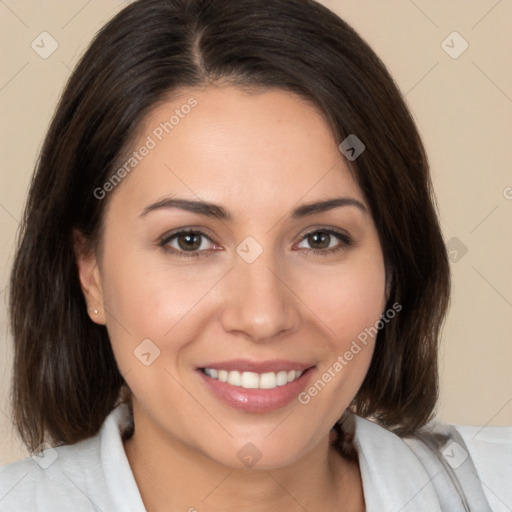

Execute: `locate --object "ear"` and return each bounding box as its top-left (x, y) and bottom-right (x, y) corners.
top-left (73, 229), bottom-right (106, 325)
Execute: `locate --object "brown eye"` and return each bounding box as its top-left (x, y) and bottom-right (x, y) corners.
top-left (159, 229), bottom-right (217, 258)
top-left (296, 228), bottom-right (352, 255)
top-left (176, 233), bottom-right (202, 251)
top-left (307, 231), bottom-right (331, 250)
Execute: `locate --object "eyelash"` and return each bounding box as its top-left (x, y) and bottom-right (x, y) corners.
top-left (158, 228), bottom-right (352, 259)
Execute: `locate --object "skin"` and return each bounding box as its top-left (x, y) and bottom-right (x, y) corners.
top-left (75, 86), bottom-right (388, 511)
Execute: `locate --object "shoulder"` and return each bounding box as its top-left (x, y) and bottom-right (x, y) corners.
top-left (455, 423), bottom-right (512, 511)
top-left (0, 403), bottom-right (143, 512)
top-left (351, 415), bottom-right (443, 510)
top-left (0, 435), bottom-right (112, 512)
top-left (351, 414), bottom-right (512, 511)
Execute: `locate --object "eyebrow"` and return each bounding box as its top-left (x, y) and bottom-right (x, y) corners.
top-left (139, 196), bottom-right (367, 220)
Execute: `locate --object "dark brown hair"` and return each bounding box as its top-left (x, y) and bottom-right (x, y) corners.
top-left (9, 0), bottom-right (450, 458)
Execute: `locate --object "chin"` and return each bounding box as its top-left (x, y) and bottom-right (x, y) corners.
top-left (197, 430), bottom-right (322, 472)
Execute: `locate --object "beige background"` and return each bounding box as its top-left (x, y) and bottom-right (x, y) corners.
top-left (1, 0), bottom-right (511, 465)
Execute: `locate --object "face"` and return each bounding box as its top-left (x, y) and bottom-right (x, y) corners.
top-left (77, 86), bottom-right (387, 470)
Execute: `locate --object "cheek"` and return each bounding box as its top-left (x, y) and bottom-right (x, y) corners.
top-left (295, 249), bottom-right (386, 406)
top-left (100, 235), bottom-right (213, 334)
top-left (99, 240), bottom-right (227, 382)
top-left (304, 251), bottom-right (387, 346)
top-left (98, 258), bottom-right (203, 420)
top-left (294, 297), bottom-right (384, 432)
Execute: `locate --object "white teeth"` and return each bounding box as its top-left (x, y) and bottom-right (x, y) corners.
top-left (276, 370), bottom-right (288, 386)
top-left (259, 372), bottom-right (277, 389)
top-left (203, 368), bottom-right (304, 389)
top-left (227, 370), bottom-right (241, 386)
top-left (240, 372), bottom-right (259, 389)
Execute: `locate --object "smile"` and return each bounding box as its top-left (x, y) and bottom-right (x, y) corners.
top-left (202, 368), bottom-right (304, 389)
top-left (197, 360), bottom-right (315, 413)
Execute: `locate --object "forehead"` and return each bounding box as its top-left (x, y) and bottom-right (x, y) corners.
top-left (108, 86), bottom-right (366, 217)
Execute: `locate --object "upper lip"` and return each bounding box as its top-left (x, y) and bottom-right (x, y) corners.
top-left (199, 359), bottom-right (315, 373)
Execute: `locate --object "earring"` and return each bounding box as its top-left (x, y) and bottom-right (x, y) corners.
top-left (93, 309), bottom-right (99, 315)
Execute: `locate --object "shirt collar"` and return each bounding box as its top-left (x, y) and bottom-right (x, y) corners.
top-left (100, 403), bottom-right (444, 511)
top-left (353, 414), bottom-right (442, 510)
top-left (100, 403), bottom-right (147, 511)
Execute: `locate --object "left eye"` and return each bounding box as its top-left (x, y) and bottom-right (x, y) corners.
top-left (296, 229), bottom-right (351, 253)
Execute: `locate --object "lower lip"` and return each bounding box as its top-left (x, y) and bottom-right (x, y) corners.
top-left (197, 368), bottom-right (315, 413)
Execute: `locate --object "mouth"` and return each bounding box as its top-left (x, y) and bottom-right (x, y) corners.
top-left (201, 368), bottom-right (305, 389)
top-left (197, 360), bottom-right (316, 413)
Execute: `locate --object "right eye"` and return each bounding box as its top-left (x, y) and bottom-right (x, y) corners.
top-left (159, 229), bottom-right (220, 258)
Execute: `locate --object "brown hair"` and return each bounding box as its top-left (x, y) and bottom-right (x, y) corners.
top-left (9, 0), bottom-right (450, 458)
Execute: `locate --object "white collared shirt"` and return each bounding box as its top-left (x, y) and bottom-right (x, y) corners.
top-left (1, 403), bottom-right (510, 511)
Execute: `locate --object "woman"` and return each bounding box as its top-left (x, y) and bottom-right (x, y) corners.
top-left (1, 0), bottom-right (510, 510)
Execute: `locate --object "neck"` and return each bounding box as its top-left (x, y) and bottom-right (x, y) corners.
top-left (123, 404), bottom-right (364, 512)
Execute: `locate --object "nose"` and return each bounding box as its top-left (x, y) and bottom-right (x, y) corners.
top-left (219, 249), bottom-right (301, 343)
